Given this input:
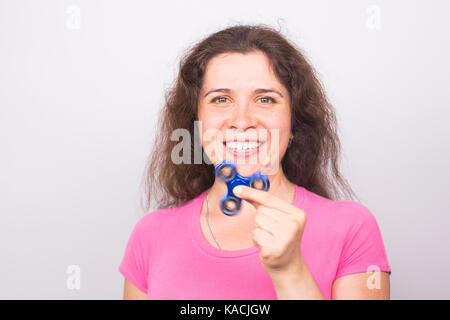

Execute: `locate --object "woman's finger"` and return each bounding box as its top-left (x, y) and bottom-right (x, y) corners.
top-left (233, 185), bottom-right (298, 215)
top-left (252, 227), bottom-right (273, 248)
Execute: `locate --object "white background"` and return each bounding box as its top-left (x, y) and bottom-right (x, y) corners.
top-left (1, 0), bottom-right (449, 299)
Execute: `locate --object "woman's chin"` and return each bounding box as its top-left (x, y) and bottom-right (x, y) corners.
top-left (233, 163), bottom-right (260, 177)
top-left (223, 156), bottom-right (270, 177)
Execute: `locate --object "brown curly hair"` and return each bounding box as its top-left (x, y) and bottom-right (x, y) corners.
top-left (140, 23), bottom-right (358, 212)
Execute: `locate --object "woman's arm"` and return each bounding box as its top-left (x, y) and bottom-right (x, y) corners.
top-left (331, 271), bottom-right (390, 299)
top-left (123, 278), bottom-right (147, 300)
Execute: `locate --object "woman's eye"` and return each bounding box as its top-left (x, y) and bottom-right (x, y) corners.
top-left (211, 96), bottom-right (229, 104)
top-left (258, 96), bottom-right (276, 104)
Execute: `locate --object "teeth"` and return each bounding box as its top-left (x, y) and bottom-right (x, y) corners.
top-left (226, 141), bottom-right (263, 151)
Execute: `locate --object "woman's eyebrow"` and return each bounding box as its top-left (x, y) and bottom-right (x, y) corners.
top-left (254, 88), bottom-right (284, 98)
top-left (204, 88), bottom-right (231, 97)
top-left (203, 88), bottom-right (284, 98)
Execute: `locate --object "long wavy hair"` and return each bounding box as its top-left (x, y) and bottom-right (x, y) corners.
top-left (141, 23), bottom-right (358, 212)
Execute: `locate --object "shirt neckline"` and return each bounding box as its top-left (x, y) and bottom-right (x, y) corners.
top-left (189, 184), bottom-right (306, 258)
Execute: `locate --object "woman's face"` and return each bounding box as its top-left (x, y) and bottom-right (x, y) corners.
top-left (197, 51), bottom-right (292, 177)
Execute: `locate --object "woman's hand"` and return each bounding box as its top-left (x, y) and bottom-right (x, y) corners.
top-left (232, 185), bottom-right (307, 277)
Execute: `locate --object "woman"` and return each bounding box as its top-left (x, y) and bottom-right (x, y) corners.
top-left (119, 24), bottom-right (391, 300)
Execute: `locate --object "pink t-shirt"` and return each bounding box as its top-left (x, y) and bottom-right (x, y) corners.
top-left (118, 185), bottom-right (391, 299)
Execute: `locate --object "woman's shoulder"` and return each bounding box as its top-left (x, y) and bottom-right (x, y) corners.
top-left (301, 186), bottom-right (378, 227)
top-left (132, 193), bottom-right (204, 236)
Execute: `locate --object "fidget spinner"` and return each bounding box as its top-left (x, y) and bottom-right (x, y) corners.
top-left (214, 160), bottom-right (270, 216)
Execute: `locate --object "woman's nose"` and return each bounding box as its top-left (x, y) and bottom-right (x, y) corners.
top-left (227, 100), bottom-right (257, 130)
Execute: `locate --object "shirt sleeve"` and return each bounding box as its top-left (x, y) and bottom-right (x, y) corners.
top-left (335, 201), bottom-right (392, 280)
top-left (118, 217), bottom-right (149, 294)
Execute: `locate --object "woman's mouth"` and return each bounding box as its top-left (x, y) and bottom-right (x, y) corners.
top-left (223, 140), bottom-right (265, 158)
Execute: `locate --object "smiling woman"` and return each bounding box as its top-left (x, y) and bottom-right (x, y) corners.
top-left (118, 24), bottom-right (391, 300)
top-left (198, 51), bottom-right (292, 176)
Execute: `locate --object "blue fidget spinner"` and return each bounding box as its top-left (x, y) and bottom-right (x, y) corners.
top-left (214, 160), bottom-right (270, 216)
